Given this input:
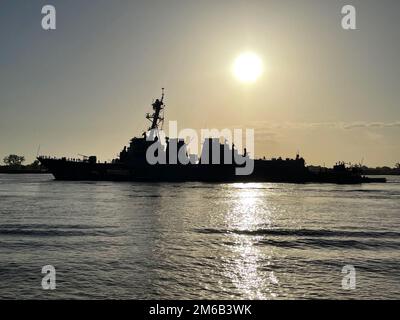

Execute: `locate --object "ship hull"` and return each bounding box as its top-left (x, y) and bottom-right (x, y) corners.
top-left (38, 158), bottom-right (383, 184)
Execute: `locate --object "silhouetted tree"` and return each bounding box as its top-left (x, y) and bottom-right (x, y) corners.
top-left (396, 162), bottom-right (400, 169)
top-left (27, 160), bottom-right (40, 169)
top-left (3, 154), bottom-right (25, 167)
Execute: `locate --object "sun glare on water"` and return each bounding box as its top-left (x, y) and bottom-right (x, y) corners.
top-left (233, 52), bottom-right (263, 83)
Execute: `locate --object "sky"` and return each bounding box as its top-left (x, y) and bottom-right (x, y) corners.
top-left (0, 0), bottom-right (399, 167)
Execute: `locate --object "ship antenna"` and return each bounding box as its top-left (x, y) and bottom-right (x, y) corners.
top-left (160, 88), bottom-right (166, 130)
top-left (146, 88), bottom-right (166, 137)
top-left (161, 88), bottom-right (165, 103)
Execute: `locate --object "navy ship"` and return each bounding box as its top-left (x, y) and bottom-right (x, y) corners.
top-left (38, 90), bottom-right (385, 184)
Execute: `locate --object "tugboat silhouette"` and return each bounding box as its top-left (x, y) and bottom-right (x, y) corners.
top-left (38, 89), bottom-right (385, 184)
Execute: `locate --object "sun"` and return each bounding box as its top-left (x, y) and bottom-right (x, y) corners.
top-left (233, 52), bottom-right (263, 83)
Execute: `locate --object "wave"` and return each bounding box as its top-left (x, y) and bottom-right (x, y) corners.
top-left (0, 224), bottom-right (119, 237)
top-left (129, 194), bottom-right (163, 198)
top-left (195, 227), bottom-right (400, 238)
top-left (254, 238), bottom-right (400, 250)
top-left (195, 227), bottom-right (400, 250)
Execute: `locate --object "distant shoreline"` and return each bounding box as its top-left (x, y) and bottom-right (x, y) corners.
top-left (308, 165), bottom-right (400, 176)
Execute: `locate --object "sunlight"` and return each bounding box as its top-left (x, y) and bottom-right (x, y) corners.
top-left (233, 52), bottom-right (263, 83)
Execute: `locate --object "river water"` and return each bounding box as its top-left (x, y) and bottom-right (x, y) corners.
top-left (0, 174), bottom-right (399, 299)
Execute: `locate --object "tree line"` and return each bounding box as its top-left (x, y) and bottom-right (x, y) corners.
top-left (2, 154), bottom-right (40, 169)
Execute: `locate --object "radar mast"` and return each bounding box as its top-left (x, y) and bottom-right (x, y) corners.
top-left (146, 88), bottom-right (165, 133)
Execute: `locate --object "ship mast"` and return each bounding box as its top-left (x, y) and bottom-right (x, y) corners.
top-left (146, 88), bottom-right (165, 132)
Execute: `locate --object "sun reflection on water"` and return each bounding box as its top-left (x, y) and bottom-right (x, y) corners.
top-left (222, 183), bottom-right (279, 299)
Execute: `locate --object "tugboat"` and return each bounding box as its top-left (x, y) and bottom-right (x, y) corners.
top-left (313, 162), bottom-right (386, 184)
top-left (38, 90), bottom-right (386, 184)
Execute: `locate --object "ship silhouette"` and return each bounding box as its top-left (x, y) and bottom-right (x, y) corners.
top-left (38, 89), bottom-right (386, 184)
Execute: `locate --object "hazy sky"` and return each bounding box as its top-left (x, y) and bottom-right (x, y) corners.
top-left (1, 0), bottom-right (399, 166)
